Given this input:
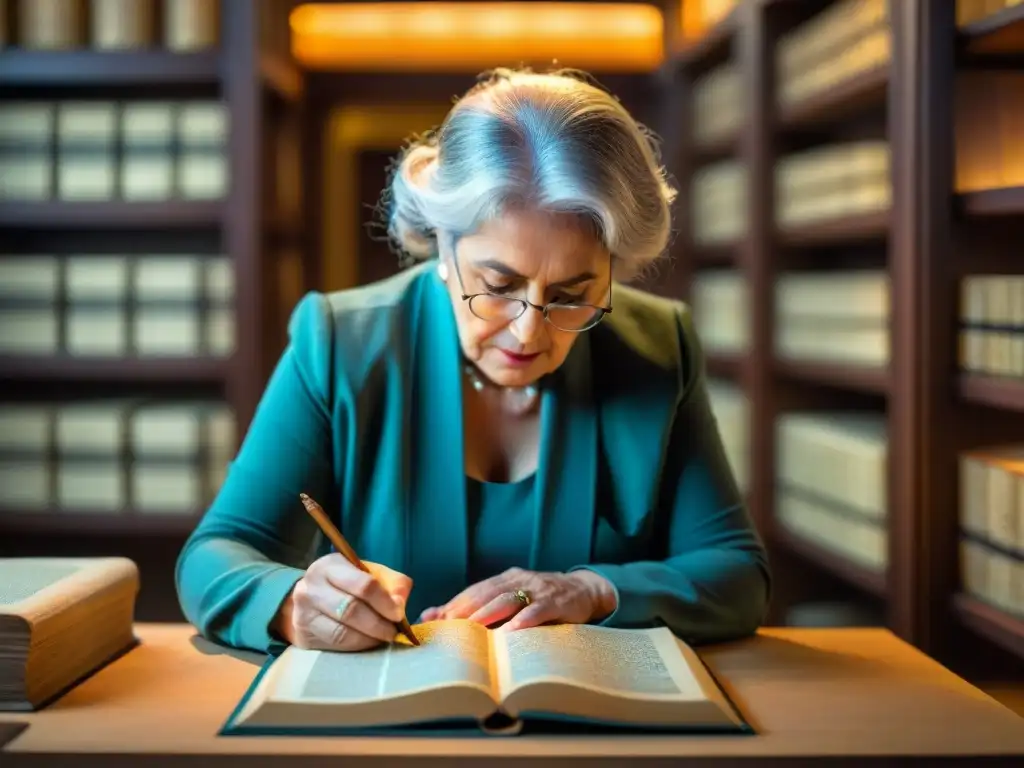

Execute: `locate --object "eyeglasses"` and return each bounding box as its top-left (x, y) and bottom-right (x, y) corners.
top-left (451, 256), bottom-right (613, 333)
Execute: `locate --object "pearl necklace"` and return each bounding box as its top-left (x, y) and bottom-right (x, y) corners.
top-left (462, 362), bottom-right (540, 416)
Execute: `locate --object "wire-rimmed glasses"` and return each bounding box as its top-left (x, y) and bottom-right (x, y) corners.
top-left (452, 257), bottom-right (613, 333)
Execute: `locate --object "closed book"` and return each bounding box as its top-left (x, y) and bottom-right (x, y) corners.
top-left (121, 103), bottom-right (174, 200)
top-left (0, 557), bottom-right (139, 711)
top-left (164, 0), bottom-right (219, 51)
top-left (90, 0), bottom-right (154, 49)
top-left (0, 104), bottom-right (54, 199)
top-left (134, 308), bottom-right (200, 356)
top-left (205, 306), bottom-right (235, 356)
top-left (0, 308), bottom-right (59, 354)
top-left (65, 305), bottom-right (127, 356)
top-left (0, 404), bottom-right (53, 511)
top-left (57, 102), bottom-right (117, 201)
top-left (18, 0), bottom-right (84, 50)
top-left (0, 257), bottom-right (60, 304)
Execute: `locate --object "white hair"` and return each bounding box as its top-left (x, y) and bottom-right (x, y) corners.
top-left (381, 68), bottom-right (677, 280)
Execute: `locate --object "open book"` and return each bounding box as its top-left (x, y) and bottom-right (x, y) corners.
top-left (222, 620), bottom-right (750, 735)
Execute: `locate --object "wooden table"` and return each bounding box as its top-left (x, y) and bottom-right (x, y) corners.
top-left (2, 623), bottom-right (1024, 766)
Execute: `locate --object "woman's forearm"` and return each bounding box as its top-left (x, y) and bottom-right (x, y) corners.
top-left (175, 532), bottom-right (305, 652)
top-left (572, 539), bottom-right (770, 643)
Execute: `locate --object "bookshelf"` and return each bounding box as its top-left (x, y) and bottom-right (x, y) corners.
top-left (660, 0), bottom-right (1024, 663)
top-left (0, 0), bottom-right (308, 541)
top-left (945, 0), bottom-right (1024, 665)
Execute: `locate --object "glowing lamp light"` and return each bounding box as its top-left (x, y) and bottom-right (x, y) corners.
top-left (289, 2), bottom-right (665, 72)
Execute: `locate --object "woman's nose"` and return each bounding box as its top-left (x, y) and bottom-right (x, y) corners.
top-left (510, 303), bottom-right (545, 345)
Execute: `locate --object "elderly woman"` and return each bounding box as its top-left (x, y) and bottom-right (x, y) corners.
top-left (175, 68), bottom-right (770, 654)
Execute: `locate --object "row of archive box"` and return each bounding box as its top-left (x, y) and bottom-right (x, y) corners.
top-left (0, 253), bottom-right (235, 358)
top-left (961, 448), bottom-right (1024, 621)
top-left (0, 100), bottom-right (227, 202)
top-left (692, 141), bottom-right (891, 245)
top-left (694, 270), bottom-right (1024, 379)
top-left (707, 391), bottom-right (1024, 622)
top-left (0, 0), bottom-right (220, 51)
top-left (705, 385), bottom-right (889, 577)
top-left (0, 399), bottom-right (235, 515)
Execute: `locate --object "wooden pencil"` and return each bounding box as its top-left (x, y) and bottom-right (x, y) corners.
top-left (298, 492), bottom-right (420, 646)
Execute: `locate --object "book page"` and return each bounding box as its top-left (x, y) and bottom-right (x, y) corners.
top-left (266, 619), bottom-right (494, 704)
top-left (0, 557), bottom-right (139, 624)
top-left (496, 624), bottom-right (705, 701)
top-left (0, 562), bottom-right (82, 606)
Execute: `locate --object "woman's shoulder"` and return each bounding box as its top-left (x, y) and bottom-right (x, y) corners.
top-left (291, 263), bottom-right (432, 336)
top-left (599, 282), bottom-right (701, 385)
top-left (285, 264), bottom-right (434, 395)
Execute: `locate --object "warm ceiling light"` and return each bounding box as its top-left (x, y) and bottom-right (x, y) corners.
top-left (289, 2), bottom-right (665, 72)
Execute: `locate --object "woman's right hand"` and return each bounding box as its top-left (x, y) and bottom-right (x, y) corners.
top-left (274, 554), bottom-right (413, 652)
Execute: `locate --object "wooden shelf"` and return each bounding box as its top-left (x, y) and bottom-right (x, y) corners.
top-left (0, 357), bottom-right (230, 384)
top-left (954, 593), bottom-right (1024, 660)
top-left (0, 201), bottom-right (222, 229)
top-left (693, 131), bottom-right (738, 163)
top-left (777, 66), bottom-right (889, 129)
top-left (958, 187), bottom-right (1024, 216)
top-left (776, 359), bottom-right (890, 395)
top-left (959, 4), bottom-right (1024, 56)
top-left (0, 512), bottom-right (199, 537)
top-left (693, 243), bottom-right (739, 266)
top-left (706, 352), bottom-right (746, 380)
top-left (773, 526), bottom-right (888, 597)
top-left (959, 374), bottom-right (1024, 412)
top-left (777, 210), bottom-right (890, 246)
top-left (0, 50), bottom-right (220, 88)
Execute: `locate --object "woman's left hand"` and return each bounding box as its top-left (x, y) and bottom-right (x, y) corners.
top-left (418, 567), bottom-right (618, 631)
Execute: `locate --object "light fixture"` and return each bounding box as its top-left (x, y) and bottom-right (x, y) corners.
top-left (289, 2), bottom-right (665, 72)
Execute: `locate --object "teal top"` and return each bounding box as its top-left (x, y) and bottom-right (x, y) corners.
top-left (174, 263), bottom-right (771, 653)
top-left (467, 475), bottom-right (536, 585)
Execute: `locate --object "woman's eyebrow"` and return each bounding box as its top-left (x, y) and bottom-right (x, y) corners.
top-left (473, 259), bottom-right (596, 288)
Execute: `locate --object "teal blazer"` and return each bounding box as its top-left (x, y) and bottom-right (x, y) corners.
top-left (175, 263), bottom-right (770, 653)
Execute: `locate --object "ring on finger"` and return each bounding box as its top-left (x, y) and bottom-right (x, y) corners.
top-left (335, 593), bottom-right (353, 620)
top-left (510, 589), bottom-right (531, 607)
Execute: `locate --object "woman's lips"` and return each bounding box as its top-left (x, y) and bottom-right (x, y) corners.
top-left (498, 349), bottom-right (540, 367)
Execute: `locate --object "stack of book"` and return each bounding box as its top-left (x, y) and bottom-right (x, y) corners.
top-left (776, 0), bottom-right (890, 108)
top-left (959, 447), bottom-right (1024, 620)
top-left (775, 270), bottom-right (889, 368)
top-left (0, 398), bottom-right (235, 516)
top-left (775, 411), bottom-right (889, 575)
top-left (692, 270), bottom-right (749, 355)
top-left (691, 161), bottom-right (747, 246)
top-left (959, 274), bottom-right (1024, 380)
top-left (0, 556), bottom-right (139, 711)
top-left (692, 65), bottom-right (743, 147)
top-left (0, 100), bottom-right (227, 203)
top-left (707, 379), bottom-right (750, 494)
top-left (6, 0), bottom-right (219, 51)
top-left (775, 141), bottom-right (891, 229)
top-left (0, 253), bottom-right (234, 359)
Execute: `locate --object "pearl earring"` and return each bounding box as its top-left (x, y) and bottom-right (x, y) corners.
top-left (437, 262), bottom-right (449, 281)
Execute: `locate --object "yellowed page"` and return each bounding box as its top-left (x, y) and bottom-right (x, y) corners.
top-left (0, 557), bottom-right (139, 625)
top-left (281, 620), bottom-right (492, 702)
top-left (492, 624), bottom-right (744, 729)
top-left (495, 624), bottom-right (705, 701)
top-left (233, 620), bottom-right (499, 729)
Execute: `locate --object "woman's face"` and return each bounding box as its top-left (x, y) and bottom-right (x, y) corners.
top-left (439, 208), bottom-right (611, 389)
